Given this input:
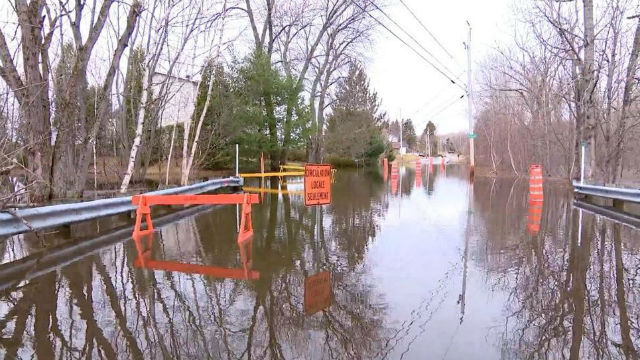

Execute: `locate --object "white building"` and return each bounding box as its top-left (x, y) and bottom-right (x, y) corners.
top-left (151, 72), bottom-right (199, 127)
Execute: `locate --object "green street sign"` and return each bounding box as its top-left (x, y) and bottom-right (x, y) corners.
top-left (467, 133), bottom-right (477, 139)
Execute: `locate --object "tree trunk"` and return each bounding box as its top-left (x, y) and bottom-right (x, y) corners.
top-left (583, 0), bottom-right (597, 180)
top-left (611, 18), bottom-right (640, 183)
top-left (121, 69), bottom-right (150, 192)
top-left (166, 121), bottom-right (178, 185)
top-left (0, 1), bottom-right (54, 202)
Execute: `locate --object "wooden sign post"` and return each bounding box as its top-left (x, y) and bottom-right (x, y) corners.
top-left (304, 164), bottom-right (332, 206)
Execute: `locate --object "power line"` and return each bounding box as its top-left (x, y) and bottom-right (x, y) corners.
top-left (409, 72), bottom-right (465, 117)
top-left (362, 0), bottom-right (465, 86)
top-left (349, 0), bottom-right (465, 91)
top-left (423, 94), bottom-right (464, 120)
top-left (397, 0), bottom-right (457, 62)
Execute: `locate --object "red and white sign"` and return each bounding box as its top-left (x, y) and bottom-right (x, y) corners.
top-left (304, 164), bottom-right (332, 206)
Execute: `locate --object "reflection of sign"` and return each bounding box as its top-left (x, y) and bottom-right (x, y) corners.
top-left (304, 164), bottom-right (332, 206)
top-left (467, 133), bottom-right (477, 139)
top-left (304, 271), bottom-right (331, 315)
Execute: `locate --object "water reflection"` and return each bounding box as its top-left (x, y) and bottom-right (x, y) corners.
top-left (0, 169), bottom-right (638, 358)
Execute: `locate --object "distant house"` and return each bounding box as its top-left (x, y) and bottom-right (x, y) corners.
top-left (151, 72), bottom-right (199, 127)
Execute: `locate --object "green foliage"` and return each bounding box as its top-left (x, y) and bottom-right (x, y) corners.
top-left (325, 64), bottom-right (383, 163)
top-left (124, 47), bottom-right (145, 141)
top-left (233, 51), bottom-right (310, 165)
top-left (52, 43), bottom-right (76, 129)
top-left (190, 50), bottom-right (311, 170)
top-left (193, 60), bottom-right (238, 169)
top-left (424, 120), bottom-right (437, 155)
top-left (402, 120), bottom-right (417, 150)
top-left (327, 156), bottom-right (358, 168)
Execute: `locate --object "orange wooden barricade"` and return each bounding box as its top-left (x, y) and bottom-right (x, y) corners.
top-left (131, 193), bottom-right (259, 237)
top-left (130, 192), bottom-right (260, 281)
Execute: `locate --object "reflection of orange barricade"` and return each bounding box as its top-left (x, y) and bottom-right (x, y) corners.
top-left (441, 156), bottom-right (445, 171)
top-left (415, 160), bottom-right (422, 187)
top-left (429, 157), bottom-right (433, 173)
top-left (131, 193), bottom-right (259, 237)
top-left (132, 232), bottom-right (259, 280)
top-left (528, 164), bottom-right (544, 235)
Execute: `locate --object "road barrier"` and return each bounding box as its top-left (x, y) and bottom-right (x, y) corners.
top-left (529, 165), bottom-right (544, 202)
top-left (131, 193), bottom-right (259, 237)
top-left (390, 161), bottom-right (398, 179)
top-left (528, 165), bottom-right (544, 235)
top-left (383, 158), bottom-right (388, 182)
top-left (0, 177), bottom-right (243, 237)
top-left (280, 164), bottom-right (305, 171)
top-left (573, 182), bottom-right (640, 203)
top-left (240, 171), bottom-right (304, 178)
top-left (415, 160), bottom-right (422, 187)
top-left (242, 186), bottom-right (303, 195)
top-left (131, 192), bottom-right (260, 281)
top-left (0, 203), bottom-right (215, 292)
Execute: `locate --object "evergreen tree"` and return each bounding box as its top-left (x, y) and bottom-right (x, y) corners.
top-left (325, 64), bottom-right (384, 163)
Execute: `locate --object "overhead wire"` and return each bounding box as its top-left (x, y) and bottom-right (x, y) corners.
top-left (397, 0), bottom-right (459, 64)
top-left (423, 94), bottom-right (465, 120)
top-left (348, 0), bottom-right (466, 92)
top-left (361, 0), bottom-right (465, 87)
top-left (408, 71), bottom-right (465, 117)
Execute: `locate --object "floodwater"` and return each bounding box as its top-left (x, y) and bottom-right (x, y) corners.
top-left (0, 165), bottom-right (639, 359)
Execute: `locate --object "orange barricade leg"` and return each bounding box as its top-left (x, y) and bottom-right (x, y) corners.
top-left (237, 194), bottom-right (254, 245)
top-left (132, 197), bottom-right (154, 237)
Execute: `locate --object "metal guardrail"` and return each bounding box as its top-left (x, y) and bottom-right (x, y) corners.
top-left (573, 200), bottom-right (640, 230)
top-left (0, 177), bottom-right (243, 237)
top-left (573, 181), bottom-right (640, 203)
top-left (0, 204), bottom-right (216, 292)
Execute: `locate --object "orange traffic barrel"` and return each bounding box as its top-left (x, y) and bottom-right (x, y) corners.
top-left (391, 161), bottom-right (398, 179)
top-left (383, 158), bottom-right (388, 182)
top-left (529, 164), bottom-right (544, 202)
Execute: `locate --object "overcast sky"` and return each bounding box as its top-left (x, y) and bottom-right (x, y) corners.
top-left (366, 0), bottom-right (514, 135)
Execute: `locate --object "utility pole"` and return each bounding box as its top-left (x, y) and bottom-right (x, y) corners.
top-left (465, 22), bottom-right (475, 176)
top-left (399, 110), bottom-right (403, 155)
top-left (426, 130), bottom-right (430, 159)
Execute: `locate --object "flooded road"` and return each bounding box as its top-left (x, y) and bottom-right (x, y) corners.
top-left (1, 166), bottom-right (639, 359)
